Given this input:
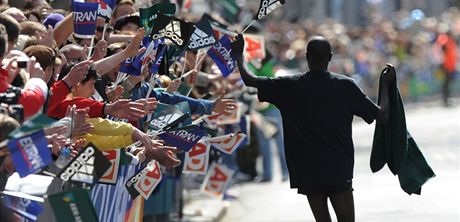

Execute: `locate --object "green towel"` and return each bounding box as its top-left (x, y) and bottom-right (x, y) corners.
top-left (370, 71), bottom-right (435, 195)
top-left (371, 73), bottom-right (408, 175)
top-left (398, 133), bottom-right (436, 195)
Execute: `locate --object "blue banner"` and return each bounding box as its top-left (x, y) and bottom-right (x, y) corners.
top-left (158, 125), bottom-right (205, 152)
top-left (7, 130), bottom-right (52, 178)
top-left (150, 44), bottom-right (167, 74)
top-left (2, 191), bottom-right (44, 221)
top-left (188, 16), bottom-right (217, 50)
top-left (72, 1), bottom-right (98, 38)
top-left (207, 35), bottom-right (236, 77)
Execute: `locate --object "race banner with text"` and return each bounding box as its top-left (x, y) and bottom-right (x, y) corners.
top-left (207, 132), bottom-right (247, 154)
top-left (150, 15), bottom-right (195, 49)
top-left (7, 129), bottom-right (52, 178)
top-left (72, 1), bottom-right (98, 38)
top-left (57, 144), bottom-right (111, 187)
top-left (207, 35), bottom-right (237, 77)
top-left (188, 17), bottom-right (217, 50)
top-left (158, 125), bottom-right (206, 152)
top-left (125, 160), bottom-right (162, 199)
top-left (183, 141), bottom-right (210, 174)
top-left (148, 103), bottom-right (189, 134)
top-left (201, 163), bottom-right (235, 198)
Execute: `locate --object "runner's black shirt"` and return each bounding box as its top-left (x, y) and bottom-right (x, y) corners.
top-left (257, 71), bottom-right (379, 188)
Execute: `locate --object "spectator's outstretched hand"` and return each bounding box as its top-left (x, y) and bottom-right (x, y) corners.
top-left (134, 97), bottom-right (158, 115)
top-left (124, 28), bottom-right (146, 58)
top-left (27, 56), bottom-right (45, 80)
top-left (37, 25), bottom-right (55, 48)
top-left (65, 106), bottom-right (93, 137)
top-left (90, 40), bottom-right (108, 61)
top-left (104, 99), bottom-right (147, 120)
top-left (213, 97), bottom-right (237, 114)
top-left (231, 34), bottom-right (245, 55)
top-left (144, 141), bottom-right (181, 169)
top-left (166, 78), bottom-right (181, 93)
top-left (106, 85), bottom-right (124, 102)
top-left (62, 60), bottom-right (93, 87)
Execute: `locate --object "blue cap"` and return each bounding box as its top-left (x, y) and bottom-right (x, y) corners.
top-left (42, 13), bottom-right (65, 28)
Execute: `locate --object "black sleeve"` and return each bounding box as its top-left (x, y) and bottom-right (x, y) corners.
top-left (257, 76), bottom-right (292, 106)
top-left (346, 79), bottom-right (380, 124)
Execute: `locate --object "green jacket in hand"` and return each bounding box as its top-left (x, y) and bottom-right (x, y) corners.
top-left (370, 71), bottom-right (435, 195)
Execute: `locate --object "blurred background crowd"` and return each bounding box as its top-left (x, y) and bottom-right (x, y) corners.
top-left (0, 0), bottom-right (459, 221)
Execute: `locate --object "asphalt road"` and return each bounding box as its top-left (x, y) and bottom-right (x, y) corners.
top-left (220, 102), bottom-right (460, 222)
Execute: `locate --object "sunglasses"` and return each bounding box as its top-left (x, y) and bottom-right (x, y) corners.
top-left (96, 26), bottom-right (114, 33)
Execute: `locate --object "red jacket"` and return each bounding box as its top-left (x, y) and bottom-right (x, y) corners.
top-left (47, 80), bottom-right (71, 114)
top-left (47, 95), bottom-right (106, 119)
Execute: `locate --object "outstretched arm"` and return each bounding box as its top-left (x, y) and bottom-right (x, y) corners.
top-left (231, 34), bottom-right (259, 87)
top-left (375, 64), bottom-right (396, 123)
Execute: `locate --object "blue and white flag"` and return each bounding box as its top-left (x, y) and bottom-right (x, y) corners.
top-left (1, 191), bottom-right (44, 221)
top-left (119, 57), bottom-right (141, 76)
top-left (207, 35), bottom-right (237, 77)
top-left (7, 130), bottom-right (52, 178)
top-left (150, 44), bottom-right (167, 75)
top-left (133, 38), bottom-right (163, 73)
top-left (159, 125), bottom-right (206, 152)
top-left (97, 0), bottom-right (116, 19)
top-left (72, 1), bottom-right (98, 38)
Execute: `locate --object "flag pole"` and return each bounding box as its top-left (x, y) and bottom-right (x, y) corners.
top-left (242, 20), bottom-right (257, 34)
top-left (101, 23), bottom-right (109, 41)
top-left (87, 36), bottom-right (95, 59)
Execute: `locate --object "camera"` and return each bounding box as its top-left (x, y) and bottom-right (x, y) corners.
top-left (17, 57), bottom-right (28, 69)
top-left (0, 104), bottom-right (24, 124)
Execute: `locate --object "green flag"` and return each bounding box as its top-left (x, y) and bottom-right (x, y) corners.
top-left (48, 188), bottom-right (98, 222)
top-left (139, 3), bottom-right (176, 36)
top-left (9, 114), bottom-right (55, 139)
top-left (217, 0), bottom-right (240, 21)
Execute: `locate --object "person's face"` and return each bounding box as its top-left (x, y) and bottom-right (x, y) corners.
top-left (95, 18), bottom-right (111, 42)
top-left (64, 47), bottom-right (86, 63)
top-left (75, 78), bottom-right (96, 98)
top-left (121, 22), bottom-right (138, 33)
top-left (114, 4), bottom-right (135, 19)
top-left (28, 14), bottom-right (39, 22)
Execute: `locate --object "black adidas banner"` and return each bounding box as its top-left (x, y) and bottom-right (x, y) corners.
top-left (254, 0), bottom-right (285, 20)
top-left (150, 14), bottom-right (195, 49)
top-left (57, 144), bottom-right (111, 187)
top-left (188, 17), bottom-right (217, 50)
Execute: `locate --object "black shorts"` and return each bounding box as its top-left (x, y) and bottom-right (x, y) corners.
top-left (297, 180), bottom-right (354, 196)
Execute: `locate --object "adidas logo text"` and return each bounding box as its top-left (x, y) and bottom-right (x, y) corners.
top-left (152, 21), bottom-right (184, 45)
top-left (189, 28), bottom-right (215, 48)
top-left (60, 147), bottom-right (95, 181)
top-left (258, 0), bottom-right (279, 19)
